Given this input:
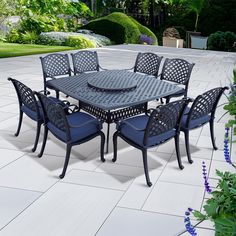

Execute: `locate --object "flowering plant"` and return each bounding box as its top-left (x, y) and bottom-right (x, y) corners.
top-left (139, 34), bottom-right (154, 45)
top-left (193, 170), bottom-right (236, 236)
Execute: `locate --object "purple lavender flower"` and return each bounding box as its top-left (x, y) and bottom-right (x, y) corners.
top-left (139, 34), bottom-right (154, 45)
top-left (202, 161), bottom-right (212, 193)
top-left (224, 127), bottom-right (232, 165)
top-left (184, 208), bottom-right (197, 236)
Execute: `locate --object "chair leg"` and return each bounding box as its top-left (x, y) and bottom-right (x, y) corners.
top-left (174, 134), bottom-right (184, 170)
top-left (160, 98), bottom-right (164, 104)
top-left (56, 90), bottom-right (59, 99)
top-left (105, 123), bottom-right (110, 154)
top-left (15, 111), bottom-right (23, 136)
top-left (184, 130), bottom-right (193, 164)
top-left (166, 97), bottom-right (170, 104)
top-left (32, 122), bottom-right (41, 152)
top-left (100, 132), bottom-right (105, 162)
top-left (38, 126), bottom-right (48, 158)
top-left (210, 120), bottom-right (218, 150)
top-left (142, 149), bottom-right (152, 187)
top-left (112, 131), bottom-right (118, 162)
top-left (59, 144), bottom-right (72, 179)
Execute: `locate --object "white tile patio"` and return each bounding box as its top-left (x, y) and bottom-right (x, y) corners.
top-left (0, 44), bottom-right (235, 236)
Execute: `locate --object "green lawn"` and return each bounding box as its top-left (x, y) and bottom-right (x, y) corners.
top-left (0, 42), bottom-right (75, 58)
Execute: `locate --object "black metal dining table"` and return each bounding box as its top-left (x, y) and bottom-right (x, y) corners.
top-left (47, 70), bottom-right (182, 152)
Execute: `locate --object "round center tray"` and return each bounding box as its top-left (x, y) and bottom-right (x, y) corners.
top-left (87, 71), bottom-right (137, 91)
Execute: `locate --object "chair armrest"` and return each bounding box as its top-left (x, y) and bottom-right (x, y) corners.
top-left (69, 118), bottom-right (101, 128)
top-left (118, 120), bottom-right (146, 131)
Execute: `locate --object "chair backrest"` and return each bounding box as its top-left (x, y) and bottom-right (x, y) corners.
top-left (71, 50), bottom-right (99, 74)
top-left (134, 52), bottom-right (163, 76)
top-left (8, 78), bottom-right (40, 118)
top-left (144, 99), bottom-right (189, 145)
top-left (40, 53), bottom-right (71, 80)
top-left (160, 58), bottom-right (195, 86)
top-left (37, 93), bottom-right (70, 141)
top-left (187, 87), bottom-right (228, 123)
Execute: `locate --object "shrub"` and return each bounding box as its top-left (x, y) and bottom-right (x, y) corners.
top-left (208, 31), bottom-right (236, 51)
top-left (37, 32), bottom-right (111, 47)
top-left (6, 29), bottom-right (21, 43)
top-left (37, 32), bottom-right (68, 46)
top-left (21, 31), bottom-right (38, 44)
top-left (66, 35), bottom-right (96, 49)
top-left (80, 12), bottom-right (157, 45)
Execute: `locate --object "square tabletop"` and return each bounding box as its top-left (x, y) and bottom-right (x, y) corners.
top-left (47, 70), bottom-right (182, 110)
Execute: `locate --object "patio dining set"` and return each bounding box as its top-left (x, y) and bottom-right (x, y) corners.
top-left (8, 50), bottom-right (228, 187)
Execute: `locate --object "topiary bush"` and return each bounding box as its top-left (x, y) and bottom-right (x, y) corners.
top-left (80, 12), bottom-right (157, 45)
top-left (208, 31), bottom-right (236, 51)
top-left (66, 35), bottom-right (96, 49)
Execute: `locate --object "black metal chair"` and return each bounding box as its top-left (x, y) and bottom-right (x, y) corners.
top-left (36, 93), bottom-right (105, 179)
top-left (40, 53), bottom-right (72, 98)
top-left (159, 58), bottom-right (195, 103)
top-left (113, 99), bottom-right (190, 187)
top-left (181, 87), bottom-right (228, 164)
top-left (133, 52), bottom-right (163, 77)
top-left (71, 50), bottom-right (105, 74)
top-left (8, 78), bottom-right (43, 152)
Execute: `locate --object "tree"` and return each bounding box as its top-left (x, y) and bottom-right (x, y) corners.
top-left (187, 0), bottom-right (205, 31)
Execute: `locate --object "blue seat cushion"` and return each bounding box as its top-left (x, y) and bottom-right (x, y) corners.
top-left (119, 115), bottom-right (176, 148)
top-left (181, 114), bottom-right (211, 130)
top-left (47, 112), bottom-right (101, 143)
top-left (21, 97), bottom-right (66, 121)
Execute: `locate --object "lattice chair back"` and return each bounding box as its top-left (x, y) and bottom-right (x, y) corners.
top-left (9, 78), bottom-right (40, 118)
top-left (40, 53), bottom-right (71, 79)
top-left (187, 87), bottom-right (227, 121)
top-left (160, 58), bottom-right (195, 87)
top-left (144, 99), bottom-right (187, 145)
top-left (71, 50), bottom-right (99, 74)
top-left (134, 52), bottom-right (163, 76)
top-left (37, 93), bottom-right (70, 140)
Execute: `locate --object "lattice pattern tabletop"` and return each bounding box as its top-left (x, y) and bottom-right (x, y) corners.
top-left (47, 70), bottom-right (182, 110)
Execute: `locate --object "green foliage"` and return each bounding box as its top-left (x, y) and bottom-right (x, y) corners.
top-left (66, 35), bottom-right (96, 49)
top-left (81, 12), bottom-right (157, 45)
top-left (207, 31), bottom-right (236, 51)
top-left (6, 29), bottom-right (21, 43)
top-left (21, 31), bottom-right (38, 44)
top-left (224, 69), bottom-right (236, 135)
top-left (186, 0), bottom-right (205, 31)
top-left (0, 0), bottom-right (18, 24)
top-left (193, 170), bottom-right (236, 236)
top-left (198, 0), bottom-right (236, 36)
top-left (5, 0), bottom-right (92, 44)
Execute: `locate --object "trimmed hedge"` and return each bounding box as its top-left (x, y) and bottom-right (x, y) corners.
top-left (81, 12), bottom-right (157, 45)
top-left (208, 31), bottom-right (236, 51)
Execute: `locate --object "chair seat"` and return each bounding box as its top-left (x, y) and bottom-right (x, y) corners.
top-left (181, 114), bottom-right (211, 130)
top-left (21, 97), bottom-right (65, 121)
top-left (163, 87), bottom-right (185, 98)
top-left (48, 112), bottom-right (101, 143)
top-left (119, 115), bottom-right (176, 147)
